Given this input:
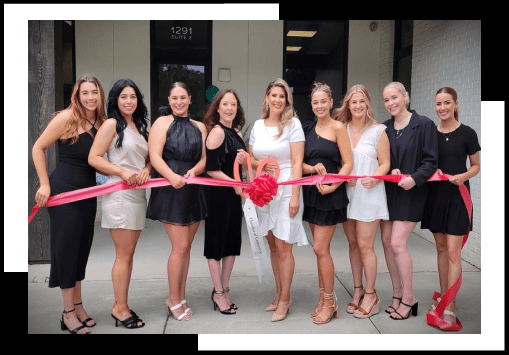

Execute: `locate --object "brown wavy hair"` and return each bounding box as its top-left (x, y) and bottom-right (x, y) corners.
top-left (436, 87), bottom-right (459, 121)
top-left (203, 89), bottom-right (245, 133)
top-left (332, 84), bottom-right (378, 129)
top-left (261, 78), bottom-right (296, 139)
top-left (60, 74), bottom-right (106, 144)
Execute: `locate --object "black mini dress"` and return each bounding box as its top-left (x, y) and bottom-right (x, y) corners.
top-left (146, 115), bottom-right (207, 225)
top-left (421, 123), bottom-right (480, 235)
top-left (204, 122), bottom-right (246, 260)
top-left (302, 120), bottom-right (348, 226)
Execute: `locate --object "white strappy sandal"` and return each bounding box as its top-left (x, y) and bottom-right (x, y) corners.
top-left (166, 301), bottom-right (191, 321)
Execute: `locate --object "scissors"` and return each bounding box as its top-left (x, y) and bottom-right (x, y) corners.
top-left (233, 151), bottom-right (280, 183)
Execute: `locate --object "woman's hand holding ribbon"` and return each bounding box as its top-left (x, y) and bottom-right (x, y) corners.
top-left (136, 166), bottom-right (151, 185)
top-left (120, 169), bottom-right (137, 185)
top-left (236, 149), bottom-right (248, 168)
top-left (35, 184), bottom-right (51, 207)
top-left (169, 171), bottom-right (186, 189)
top-left (262, 157), bottom-right (278, 176)
top-left (398, 176), bottom-right (416, 190)
top-left (449, 173), bottom-right (466, 186)
top-left (360, 177), bottom-right (376, 189)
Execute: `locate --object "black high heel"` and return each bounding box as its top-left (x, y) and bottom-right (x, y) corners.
top-left (389, 300), bottom-right (418, 320)
top-left (111, 310), bottom-right (145, 328)
top-left (61, 308), bottom-right (88, 334)
top-left (74, 301), bottom-right (96, 327)
top-left (211, 289), bottom-right (236, 315)
top-left (385, 296), bottom-right (402, 314)
top-left (223, 287), bottom-right (238, 310)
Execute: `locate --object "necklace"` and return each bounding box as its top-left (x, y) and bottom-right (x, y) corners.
top-left (395, 127), bottom-right (405, 139)
top-left (316, 121), bottom-right (331, 139)
top-left (438, 122), bottom-right (460, 141)
top-left (394, 112), bottom-right (412, 139)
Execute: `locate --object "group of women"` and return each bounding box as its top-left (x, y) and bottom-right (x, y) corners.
top-left (32, 74), bottom-right (480, 334)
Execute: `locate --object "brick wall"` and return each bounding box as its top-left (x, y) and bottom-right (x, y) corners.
top-left (411, 20), bottom-right (482, 268)
top-left (377, 20), bottom-right (481, 268)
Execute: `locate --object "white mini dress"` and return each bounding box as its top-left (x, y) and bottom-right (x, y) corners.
top-left (345, 123), bottom-right (389, 222)
top-left (249, 117), bottom-right (308, 246)
top-left (101, 125), bottom-right (149, 230)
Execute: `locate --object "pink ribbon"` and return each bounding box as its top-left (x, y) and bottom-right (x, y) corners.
top-left (29, 169), bottom-right (471, 332)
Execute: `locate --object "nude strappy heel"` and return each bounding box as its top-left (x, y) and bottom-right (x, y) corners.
top-left (310, 287), bottom-right (324, 318)
top-left (313, 292), bottom-right (338, 324)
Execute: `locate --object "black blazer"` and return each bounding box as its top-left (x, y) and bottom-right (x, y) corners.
top-left (383, 110), bottom-right (438, 222)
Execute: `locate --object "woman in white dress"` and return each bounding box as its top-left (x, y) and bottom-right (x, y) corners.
top-left (333, 84), bottom-right (390, 319)
top-left (248, 78), bottom-right (307, 322)
top-left (89, 79), bottom-right (151, 328)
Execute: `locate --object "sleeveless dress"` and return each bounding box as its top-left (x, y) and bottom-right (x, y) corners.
top-left (249, 117), bottom-right (308, 246)
top-left (47, 126), bottom-right (97, 289)
top-left (421, 123), bottom-right (480, 235)
top-left (146, 115), bottom-right (207, 225)
top-left (346, 123), bottom-right (389, 222)
top-left (101, 125), bottom-right (149, 230)
top-left (204, 122), bottom-right (246, 260)
top-left (302, 120), bottom-right (348, 225)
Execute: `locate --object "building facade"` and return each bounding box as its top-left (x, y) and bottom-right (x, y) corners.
top-left (28, 20), bottom-right (481, 268)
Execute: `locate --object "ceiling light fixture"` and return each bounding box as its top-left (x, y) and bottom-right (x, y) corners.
top-left (286, 46), bottom-right (302, 51)
top-left (287, 30), bottom-right (317, 37)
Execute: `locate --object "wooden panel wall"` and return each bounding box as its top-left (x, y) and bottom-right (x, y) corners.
top-left (28, 20), bottom-right (58, 262)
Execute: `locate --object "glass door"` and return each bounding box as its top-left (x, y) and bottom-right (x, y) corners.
top-left (283, 20), bottom-right (348, 124)
top-left (151, 20), bottom-right (212, 123)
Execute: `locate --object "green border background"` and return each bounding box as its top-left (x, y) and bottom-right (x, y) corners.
top-left (9, 4), bottom-right (504, 350)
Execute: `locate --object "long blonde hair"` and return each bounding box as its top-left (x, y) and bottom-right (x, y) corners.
top-left (332, 84), bottom-right (378, 129)
top-left (261, 78), bottom-right (296, 139)
top-left (60, 74), bottom-right (106, 144)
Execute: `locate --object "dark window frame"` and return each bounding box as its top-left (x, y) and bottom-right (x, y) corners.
top-left (393, 20), bottom-right (413, 105)
top-left (150, 20), bottom-right (212, 124)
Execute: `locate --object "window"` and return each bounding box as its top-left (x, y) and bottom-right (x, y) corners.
top-left (393, 20), bottom-right (413, 104)
top-left (150, 21), bottom-right (212, 123)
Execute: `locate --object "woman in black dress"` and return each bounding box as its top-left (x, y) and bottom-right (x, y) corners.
top-left (302, 82), bottom-right (353, 324)
top-left (421, 87), bottom-right (480, 328)
top-left (203, 89), bottom-right (247, 315)
top-left (380, 82), bottom-right (438, 320)
top-left (146, 82), bottom-right (207, 321)
top-left (32, 75), bottom-right (106, 334)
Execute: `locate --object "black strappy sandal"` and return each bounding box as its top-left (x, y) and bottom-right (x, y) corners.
top-left (111, 310), bottom-right (145, 329)
top-left (385, 296), bottom-right (402, 314)
top-left (211, 289), bottom-right (236, 315)
top-left (74, 302), bottom-right (96, 327)
top-left (61, 308), bottom-right (88, 334)
top-left (389, 300), bottom-right (418, 320)
top-left (223, 287), bottom-right (238, 310)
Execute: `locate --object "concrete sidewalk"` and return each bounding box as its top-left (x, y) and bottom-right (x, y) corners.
top-left (28, 217), bottom-right (481, 339)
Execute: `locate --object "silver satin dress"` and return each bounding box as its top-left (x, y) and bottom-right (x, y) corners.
top-left (101, 125), bottom-right (149, 230)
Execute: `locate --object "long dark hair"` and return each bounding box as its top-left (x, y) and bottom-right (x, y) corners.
top-left (203, 89), bottom-right (245, 133)
top-left (107, 79), bottom-right (149, 148)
